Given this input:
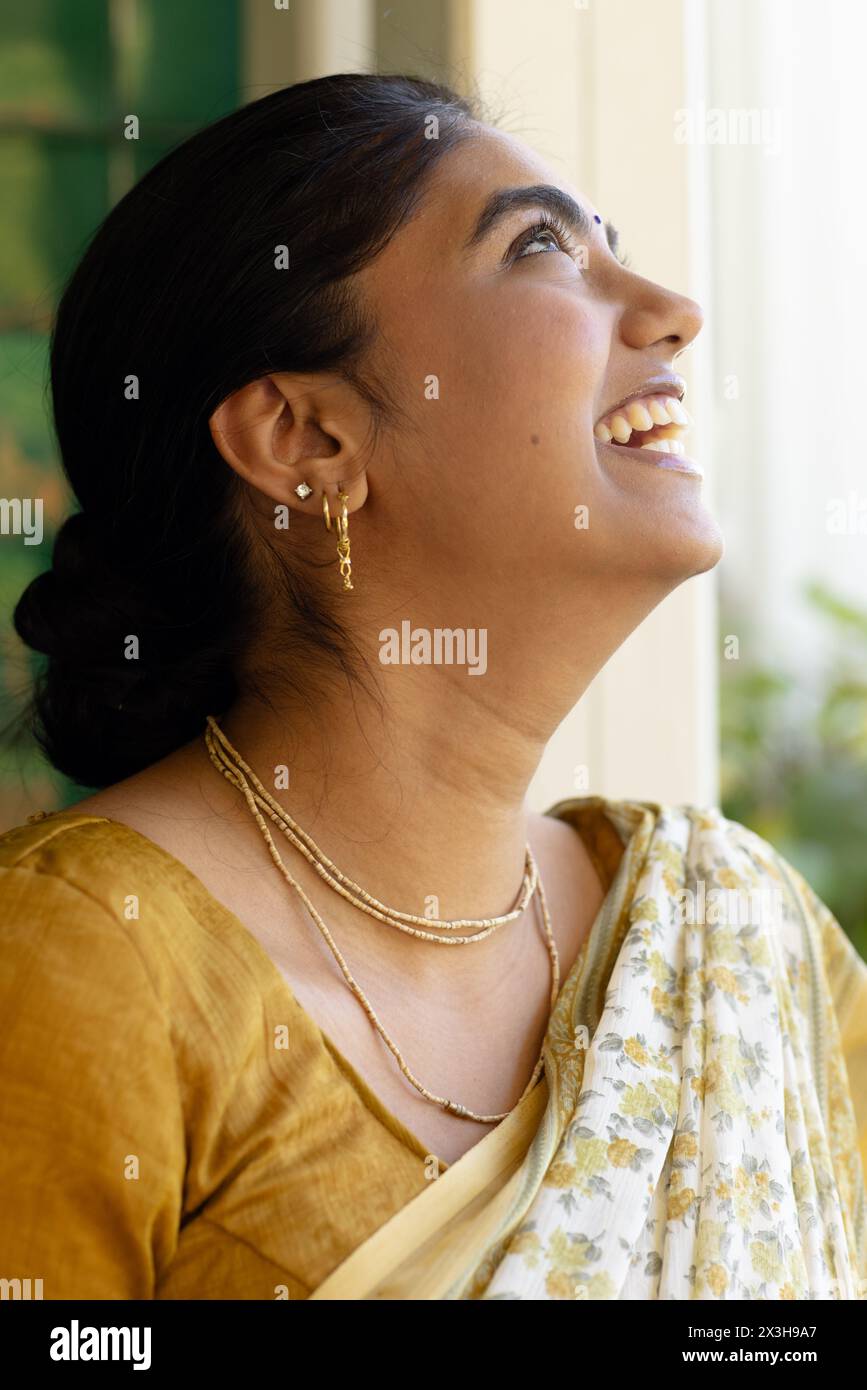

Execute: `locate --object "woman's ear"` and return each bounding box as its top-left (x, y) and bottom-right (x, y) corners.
top-left (208, 372), bottom-right (369, 515)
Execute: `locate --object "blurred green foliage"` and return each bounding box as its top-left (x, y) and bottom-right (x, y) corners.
top-left (721, 582), bottom-right (867, 958)
top-left (0, 0), bottom-right (240, 828)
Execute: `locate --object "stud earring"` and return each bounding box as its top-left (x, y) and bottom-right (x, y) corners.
top-left (295, 482), bottom-right (313, 501)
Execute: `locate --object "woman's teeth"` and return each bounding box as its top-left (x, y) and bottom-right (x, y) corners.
top-left (639, 438), bottom-right (685, 454)
top-left (594, 393), bottom-right (690, 454)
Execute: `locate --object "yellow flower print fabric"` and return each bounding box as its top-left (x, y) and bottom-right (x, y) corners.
top-left (453, 801), bottom-right (867, 1300)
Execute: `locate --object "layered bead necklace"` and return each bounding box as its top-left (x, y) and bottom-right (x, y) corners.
top-left (204, 715), bottom-right (560, 1123)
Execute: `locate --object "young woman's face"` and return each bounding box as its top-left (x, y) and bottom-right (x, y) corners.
top-left (357, 124), bottom-right (723, 613)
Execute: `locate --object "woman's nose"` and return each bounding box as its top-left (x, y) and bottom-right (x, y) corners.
top-left (618, 282), bottom-right (704, 354)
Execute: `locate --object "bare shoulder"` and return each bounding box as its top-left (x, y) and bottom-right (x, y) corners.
top-left (72, 736), bottom-right (245, 870)
top-left (77, 734), bottom-right (222, 815)
top-left (69, 734), bottom-right (304, 952)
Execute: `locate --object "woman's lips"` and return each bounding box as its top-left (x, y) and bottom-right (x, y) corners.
top-left (595, 436), bottom-right (704, 479)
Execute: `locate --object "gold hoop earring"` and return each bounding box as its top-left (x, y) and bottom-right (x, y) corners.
top-left (322, 491), bottom-right (332, 531)
top-left (335, 483), bottom-right (353, 591)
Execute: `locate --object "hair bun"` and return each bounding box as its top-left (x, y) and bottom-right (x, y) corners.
top-left (14, 512), bottom-right (116, 660)
top-left (13, 568), bottom-right (63, 658)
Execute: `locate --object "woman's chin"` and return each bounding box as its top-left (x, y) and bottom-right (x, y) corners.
top-left (593, 451), bottom-right (724, 580)
top-left (649, 508), bottom-right (725, 582)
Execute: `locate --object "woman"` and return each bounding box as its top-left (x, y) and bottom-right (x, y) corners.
top-left (1, 73), bottom-right (865, 1301)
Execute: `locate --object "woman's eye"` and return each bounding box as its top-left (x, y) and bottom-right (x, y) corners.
top-left (516, 228), bottom-right (564, 259)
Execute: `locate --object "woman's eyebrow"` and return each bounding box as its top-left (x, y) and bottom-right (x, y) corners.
top-left (463, 184), bottom-right (615, 253)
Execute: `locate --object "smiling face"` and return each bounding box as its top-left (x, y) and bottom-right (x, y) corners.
top-left (353, 123), bottom-right (723, 616)
top-left (213, 118), bottom-right (726, 696)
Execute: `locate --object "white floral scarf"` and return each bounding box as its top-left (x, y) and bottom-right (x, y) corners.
top-left (452, 800), bottom-right (867, 1300)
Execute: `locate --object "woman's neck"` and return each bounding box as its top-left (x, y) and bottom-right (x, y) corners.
top-left (216, 678), bottom-right (550, 925)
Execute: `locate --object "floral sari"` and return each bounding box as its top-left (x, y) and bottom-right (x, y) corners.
top-left (310, 798), bottom-right (867, 1300)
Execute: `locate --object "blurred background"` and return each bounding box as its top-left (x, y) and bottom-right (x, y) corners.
top-left (1, 0), bottom-right (865, 956)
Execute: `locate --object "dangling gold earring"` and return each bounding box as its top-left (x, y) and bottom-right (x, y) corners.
top-left (335, 483), bottom-right (353, 591)
top-left (321, 486), bottom-right (353, 589)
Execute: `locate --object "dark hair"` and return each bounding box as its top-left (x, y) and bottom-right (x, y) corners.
top-left (12, 73), bottom-right (478, 788)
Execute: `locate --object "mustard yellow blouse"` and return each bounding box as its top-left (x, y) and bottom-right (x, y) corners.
top-left (0, 803), bottom-right (623, 1300)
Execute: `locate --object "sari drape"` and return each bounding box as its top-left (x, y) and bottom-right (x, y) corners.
top-left (311, 799), bottom-right (867, 1300)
